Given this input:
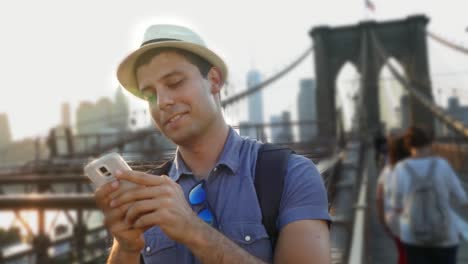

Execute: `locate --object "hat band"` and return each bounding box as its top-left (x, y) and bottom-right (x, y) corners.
top-left (141, 38), bottom-right (181, 47)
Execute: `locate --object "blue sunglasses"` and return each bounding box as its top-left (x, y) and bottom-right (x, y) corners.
top-left (189, 181), bottom-right (215, 225)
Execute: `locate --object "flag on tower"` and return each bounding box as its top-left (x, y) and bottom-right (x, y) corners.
top-left (365, 0), bottom-right (375, 12)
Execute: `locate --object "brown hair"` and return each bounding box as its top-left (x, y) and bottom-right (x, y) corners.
top-left (388, 136), bottom-right (410, 167)
top-left (404, 126), bottom-right (432, 149)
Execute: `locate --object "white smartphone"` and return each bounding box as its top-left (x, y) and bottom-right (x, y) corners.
top-left (84, 152), bottom-right (138, 196)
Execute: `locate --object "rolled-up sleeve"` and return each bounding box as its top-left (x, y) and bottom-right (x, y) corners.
top-left (277, 154), bottom-right (331, 230)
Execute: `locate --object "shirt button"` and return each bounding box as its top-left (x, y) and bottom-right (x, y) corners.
top-left (213, 166), bottom-right (218, 172)
top-left (146, 246), bottom-right (151, 252)
top-left (245, 235), bottom-right (251, 242)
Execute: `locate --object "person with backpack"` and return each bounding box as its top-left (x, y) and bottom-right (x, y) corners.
top-left (93, 24), bottom-right (331, 263)
top-left (376, 134), bottom-right (410, 264)
top-left (391, 126), bottom-right (468, 264)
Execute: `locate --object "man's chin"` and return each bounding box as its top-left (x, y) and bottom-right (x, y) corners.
top-left (164, 130), bottom-right (191, 145)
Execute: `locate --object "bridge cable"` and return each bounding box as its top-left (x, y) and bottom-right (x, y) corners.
top-left (371, 31), bottom-right (468, 139)
top-left (221, 46), bottom-right (313, 108)
top-left (427, 31), bottom-right (468, 56)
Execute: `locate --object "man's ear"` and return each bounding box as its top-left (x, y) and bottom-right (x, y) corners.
top-left (207, 67), bottom-right (223, 94)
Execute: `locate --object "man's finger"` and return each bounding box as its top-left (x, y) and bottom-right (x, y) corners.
top-left (110, 184), bottom-right (172, 208)
top-left (95, 180), bottom-right (120, 209)
top-left (108, 219), bottom-right (132, 235)
top-left (133, 211), bottom-right (163, 229)
top-left (115, 170), bottom-right (168, 186)
top-left (104, 203), bottom-right (129, 222)
top-left (126, 199), bottom-right (162, 225)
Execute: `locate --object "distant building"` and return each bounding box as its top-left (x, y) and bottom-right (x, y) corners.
top-left (247, 69), bottom-right (264, 124)
top-left (0, 138), bottom-right (48, 166)
top-left (297, 79), bottom-right (317, 142)
top-left (270, 115), bottom-right (282, 143)
top-left (113, 87), bottom-right (130, 131)
top-left (239, 122), bottom-right (263, 140)
top-left (76, 88), bottom-right (130, 134)
top-left (240, 69), bottom-right (265, 139)
top-left (447, 97), bottom-right (468, 123)
top-left (76, 101), bottom-right (101, 134)
top-left (400, 95), bottom-right (410, 130)
top-left (0, 113), bottom-right (12, 148)
top-left (61, 103), bottom-right (71, 128)
top-left (446, 96), bottom-right (468, 136)
top-left (278, 111), bottom-right (293, 143)
top-left (269, 111), bottom-right (293, 143)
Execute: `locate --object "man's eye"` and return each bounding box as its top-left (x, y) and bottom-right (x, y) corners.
top-left (168, 79), bottom-right (184, 88)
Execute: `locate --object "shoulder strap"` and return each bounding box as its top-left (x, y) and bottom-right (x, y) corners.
top-left (426, 159), bottom-right (437, 180)
top-left (254, 143), bottom-right (294, 250)
top-left (403, 162), bottom-right (419, 179)
top-left (403, 159), bottom-right (438, 188)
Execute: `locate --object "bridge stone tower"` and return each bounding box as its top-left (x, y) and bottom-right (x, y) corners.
top-left (310, 15), bottom-right (434, 138)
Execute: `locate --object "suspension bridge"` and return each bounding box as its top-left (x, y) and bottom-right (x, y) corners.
top-left (0, 14), bottom-right (467, 264)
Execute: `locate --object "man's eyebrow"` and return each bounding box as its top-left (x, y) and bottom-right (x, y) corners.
top-left (160, 71), bottom-right (184, 80)
top-left (139, 71), bottom-right (184, 91)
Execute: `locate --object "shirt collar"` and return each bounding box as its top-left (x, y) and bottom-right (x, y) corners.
top-left (169, 127), bottom-right (242, 181)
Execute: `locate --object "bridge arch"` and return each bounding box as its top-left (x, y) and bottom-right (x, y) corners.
top-left (310, 15), bottom-right (434, 138)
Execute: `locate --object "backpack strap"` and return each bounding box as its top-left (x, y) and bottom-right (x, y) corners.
top-left (403, 159), bottom-right (437, 180)
top-left (403, 159), bottom-right (438, 193)
top-left (403, 162), bottom-right (419, 179)
top-left (426, 159), bottom-right (437, 180)
top-left (254, 143), bottom-right (294, 250)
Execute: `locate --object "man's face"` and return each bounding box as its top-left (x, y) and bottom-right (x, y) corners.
top-left (136, 51), bottom-right (220, 145)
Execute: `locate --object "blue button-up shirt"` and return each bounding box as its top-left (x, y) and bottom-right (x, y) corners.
top-left (141, 128), bottom-right (330, 263)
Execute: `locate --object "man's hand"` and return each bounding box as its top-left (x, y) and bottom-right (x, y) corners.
top-left (95, 180), bottom-right (145, 253)
top-left (110, 170), bottom-right (268, 264)
top-left (110, 170), bottom-right (201, 244)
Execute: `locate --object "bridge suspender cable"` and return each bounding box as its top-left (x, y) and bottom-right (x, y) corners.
top-left (371, 31), bottom-right (468, 139)
top-left (427, 31), bottom-right (468, 55)
top-left (221, 46), bottom-right (313, 108)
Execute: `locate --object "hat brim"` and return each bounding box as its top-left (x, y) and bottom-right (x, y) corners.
top-left (117, 41), bottom-right (228, 100)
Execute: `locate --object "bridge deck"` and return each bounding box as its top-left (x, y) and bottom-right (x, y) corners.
top-left (368, 163), bottom-right (468, 263)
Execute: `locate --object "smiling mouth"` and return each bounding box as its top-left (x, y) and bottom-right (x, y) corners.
top-left (165, 112), bottom-right (187, 126)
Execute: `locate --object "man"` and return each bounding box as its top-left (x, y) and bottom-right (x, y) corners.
top-left (391, 126), bottom-right (468, 264)
top-left (95, 24), bottom-right (330, 263)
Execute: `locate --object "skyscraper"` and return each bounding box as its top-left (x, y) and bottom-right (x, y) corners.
top-left (446, 96), bottom-right (468, 136)
top-left (76, 87), bottom-right (130, 134)
top-left (270, 115), bottom-right (282, 143)
top-left (0, 113), bottom-right (12, 148)
top-left (297, 79), bottom-right (317, 142)
top-left (61, 102), bottom-right (71, 128)
top-left (247, 69), bottom-right (264, 124)
top-left (277, 111), bottom-right (293, 143)
top-left (113, 87), bottom-right (130, 131)
top-left (400, 95), bottom-right (410, 130)
top-left (239, 69), bottom-right (264, 139)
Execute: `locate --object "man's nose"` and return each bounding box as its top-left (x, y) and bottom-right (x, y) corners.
top-left (157, 90), bottom-right (175, 110)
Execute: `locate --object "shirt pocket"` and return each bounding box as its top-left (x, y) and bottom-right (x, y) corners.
top-left (221, 222), bottom-right (272, 262)
top-left (142, 228), bottom-right (177, 262)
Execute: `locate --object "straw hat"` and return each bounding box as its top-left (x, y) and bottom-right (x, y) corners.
top-left (117, 24), bottom-right (228, 99)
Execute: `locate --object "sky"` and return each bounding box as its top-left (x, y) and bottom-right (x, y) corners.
top-left (1, 0), bottom-right (468, 140)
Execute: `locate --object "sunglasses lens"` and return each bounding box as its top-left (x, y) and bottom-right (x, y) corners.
top-left (189, 183), bottom-right (206, 205)
top-left (198, 208), bottom-right (214, 225)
